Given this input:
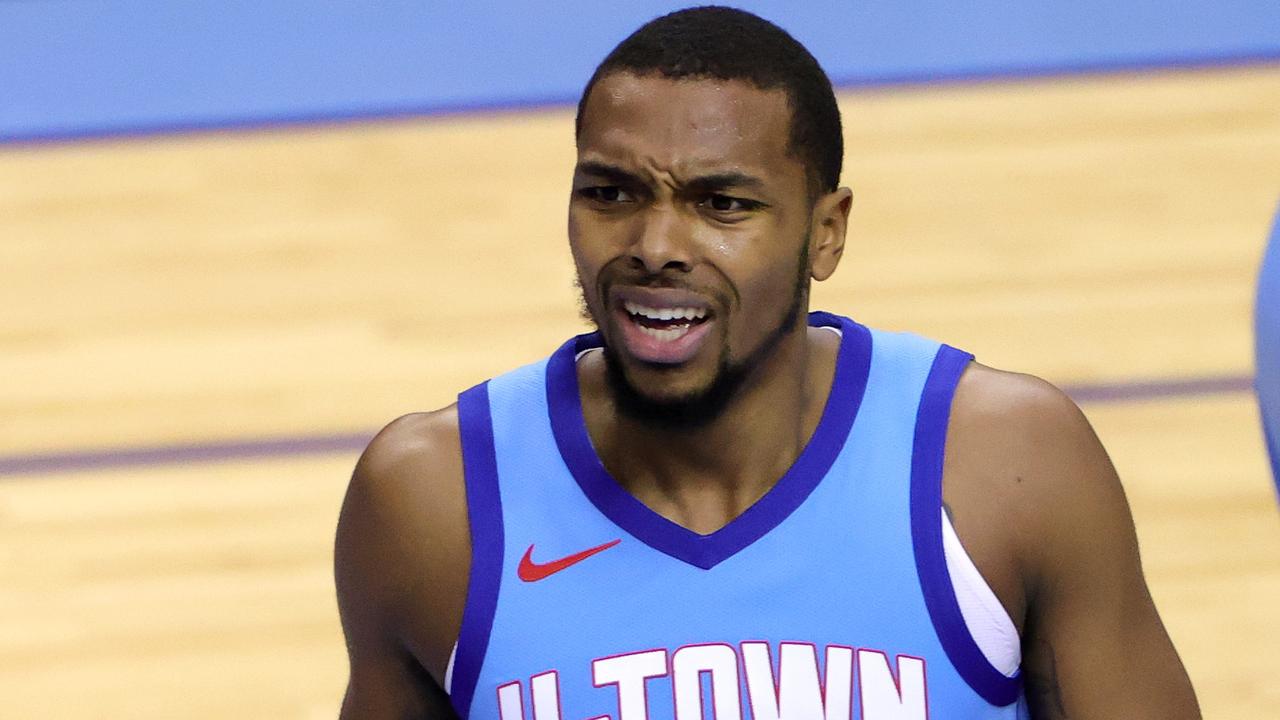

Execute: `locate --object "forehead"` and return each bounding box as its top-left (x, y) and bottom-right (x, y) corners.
top-left (577, 72), bottom-right (802, 182)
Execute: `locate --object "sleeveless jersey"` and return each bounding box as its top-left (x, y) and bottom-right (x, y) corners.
top-left (449, 312), bottom-right (1028, 719)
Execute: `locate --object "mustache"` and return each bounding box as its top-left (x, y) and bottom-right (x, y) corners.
top-left (593, 256), bottom-right (723, 299)
top-left (601, 268), bottom-right (692, 291)
top-left (574, 272), bottom-right (718, 328)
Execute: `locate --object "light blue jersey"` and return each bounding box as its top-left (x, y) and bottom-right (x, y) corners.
top-left (450, 312), bottom-right (1027, 719)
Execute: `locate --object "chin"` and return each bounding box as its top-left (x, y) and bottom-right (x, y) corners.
top-left (605, 350), bottom-right (745, 429)
top-left (622, 363), bottom-right (712, 400)
top-left (633, 377), bottom-right (713, 407)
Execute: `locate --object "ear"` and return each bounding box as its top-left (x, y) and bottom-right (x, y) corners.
top-left (808, 186), bottom-right (853, 282)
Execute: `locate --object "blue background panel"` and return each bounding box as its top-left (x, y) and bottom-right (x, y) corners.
top-left (2, 1), bottom-right (1279, 142)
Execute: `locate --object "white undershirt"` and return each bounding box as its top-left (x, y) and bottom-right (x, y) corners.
top-left (943, 509), bottom-right (1021, 676)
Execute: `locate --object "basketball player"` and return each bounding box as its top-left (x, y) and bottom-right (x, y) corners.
top-left (335, 8), bottom-right (1200, 719)
top-left (1257, 206), bottom-right (1280, 490)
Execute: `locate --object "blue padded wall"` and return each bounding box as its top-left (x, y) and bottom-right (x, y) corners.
top-left (2, 0), bottom-right (1279, 142)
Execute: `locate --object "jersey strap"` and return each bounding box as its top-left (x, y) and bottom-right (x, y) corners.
top-left (910, 345), bottom-right (1023, 705)
top-left (452, 382), bottom-right (505, 719)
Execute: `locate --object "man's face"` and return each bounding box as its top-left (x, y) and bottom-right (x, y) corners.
top-left (570, 72), bottom-right (823, 415)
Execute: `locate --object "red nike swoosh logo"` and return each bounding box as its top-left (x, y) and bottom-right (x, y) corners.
top-left (517, 539), bottom-right (621, 582)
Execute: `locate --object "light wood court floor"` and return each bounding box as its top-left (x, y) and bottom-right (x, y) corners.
top-left (2, 64), bottom-right (1278, 718)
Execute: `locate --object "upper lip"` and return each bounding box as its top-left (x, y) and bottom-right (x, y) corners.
top-left (610, 285), bottom-right (714, 315)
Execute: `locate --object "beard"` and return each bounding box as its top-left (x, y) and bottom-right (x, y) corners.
top-left (578, 243), bottom-right (811, 430)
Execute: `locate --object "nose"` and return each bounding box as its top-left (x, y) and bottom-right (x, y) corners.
top-left (627, 206), bottom-right (693, 275)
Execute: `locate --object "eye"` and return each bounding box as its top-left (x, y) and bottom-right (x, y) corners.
top-left (700, 194), bottom-right (762, 214)
top-left (580, 186), bottom-right (635, 203)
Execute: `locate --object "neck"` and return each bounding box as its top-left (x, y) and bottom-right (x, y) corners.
top-left (579, 323), bottom-right (840, 534)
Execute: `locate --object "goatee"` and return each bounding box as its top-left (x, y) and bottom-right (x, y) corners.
top-left (592, 245), bottom-right (811, 429)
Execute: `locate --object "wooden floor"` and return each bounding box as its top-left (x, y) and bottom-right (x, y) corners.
top-left (1, 64), bottom-right (1278, 718)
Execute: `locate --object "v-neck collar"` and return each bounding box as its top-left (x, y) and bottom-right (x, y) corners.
top-left (544, 311), bottom-right (873, 569)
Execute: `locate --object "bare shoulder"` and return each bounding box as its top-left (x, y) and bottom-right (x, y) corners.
top-left (943, 362), bottom-right (1131, 625)
top-left (341, 407), bottom-right (467, 560)
top-left (947, 361), bottom-right (1122, 529)
top-left (349, 408), bottom-right (466, 505)
top-left (950, 361), bottom-right (1094, 449)
top-left (335, 407), bottom-right (470, 685)
top-left (945, 367), bottom-right (1200, 717)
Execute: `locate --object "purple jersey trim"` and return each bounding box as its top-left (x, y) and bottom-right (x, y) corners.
top-left (1265, 414), bottom-right (1280, 496)
top-left (451, 382), bottom-right (505, 719)
top-left (910, 345), bottom-right (1023, 706)
top-left (545, 311), bottom-right (872, 570)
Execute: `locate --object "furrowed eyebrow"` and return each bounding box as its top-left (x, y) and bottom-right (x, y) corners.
top-left (574, 162), bottom-right (767, 196)
top-left (684, 172), bottom-right (766, 194)
top-left (574, 161), bottom-right (645, 186)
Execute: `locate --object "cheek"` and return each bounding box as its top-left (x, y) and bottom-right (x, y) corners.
top-left (738, 261), bottom-right (801, 314)
top-left (568, 244), bottom-right (600, 305)
top-left (702, 229), bottom-right (804, 299)
top-left (567, 213), bottom-right (597, 269)
top-left (568, 207), bottom-right (619, 264)
top-left (567, 232), bottom-right (613, 315)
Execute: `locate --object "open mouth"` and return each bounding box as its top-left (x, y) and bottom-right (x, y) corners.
top-left (612, 293), bottom-right (716, 365)
top-left (623, 300), bottom-right (710, 342)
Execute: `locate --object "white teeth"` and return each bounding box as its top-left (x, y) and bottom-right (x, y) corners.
top-left (638, 325), bottom-right (690, 342)
top-left (623, 301), bottom-right (708, 322)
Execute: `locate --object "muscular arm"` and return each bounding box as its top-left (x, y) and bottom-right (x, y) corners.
top-left (335, 409), bottom-right (470, 720)
top-left (946, 366), bottom-right (1199, 719)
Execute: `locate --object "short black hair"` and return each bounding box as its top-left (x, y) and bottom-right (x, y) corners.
top-left (575, 6), bottom-right (843, 196)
